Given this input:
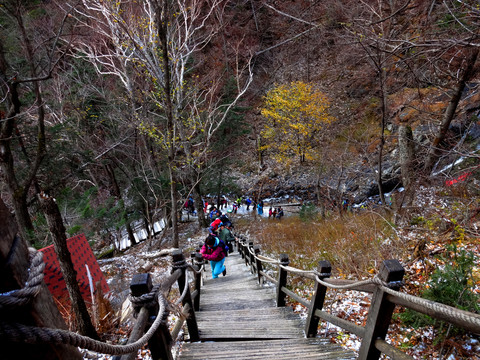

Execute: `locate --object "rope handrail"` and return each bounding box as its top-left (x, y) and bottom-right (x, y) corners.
top-left (0, 249), bottom-right (45, 311)
top-left (1, 247), bottom-right (199, 356)
top-left (381, 285), bottom-right (480, 329)
top-left (238, 233), bottom-right (480, 334)
top-left (187, 263), bottom-right (204, 275)
top-left (0, 294), bottom-right (168, 355)
top-left (315, 274), bottom-right (385, 290)
top-left (174, 271), bottom-right (189, 306)
top-left (280, 264), bottom-right (316, 276)
top-left (241, 242), bottom-right (279, 264)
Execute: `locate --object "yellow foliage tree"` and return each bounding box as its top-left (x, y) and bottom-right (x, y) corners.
top-left (260, 81), bottom-right (334, 163)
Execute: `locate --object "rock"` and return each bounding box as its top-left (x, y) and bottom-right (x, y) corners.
top-left (143, 261), bottom-right (154, 272)
top-left (119, 298), bottom-right (133, 323)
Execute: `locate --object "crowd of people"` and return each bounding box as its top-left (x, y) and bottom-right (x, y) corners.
top-left (200, 203), bottom-right (237, 279)
top-left (193, 196), bottom-right (286, 279)
top-left (268, 206), bottom-right (284, 219)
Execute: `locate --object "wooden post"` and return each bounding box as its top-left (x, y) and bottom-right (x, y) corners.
top-left (171, 250), bottom-right (199, 341)
top-left (254, 245), bottom-right (263, 285)
top-left (305, 260), bottom-right (331, 337)
top-left (120, 273), bottom-right (173, 360)
top-left (358, 259), bottom-right (405, 360)
top-left (244, 241), bottom-right (252, 267)
top-left (239, 239), bottom-right (245, 259)
top-left (192, 252), bottom-right (203, 311)
top-left (276, 254), bottom-right (289, 307)
top-left (0, 198), bottom-right (82, 360)
top-left (248, 241), bottom-right (255, 273)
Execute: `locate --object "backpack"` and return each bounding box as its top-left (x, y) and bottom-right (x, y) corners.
top-left (218, 239), bottom-right (229, 255)
top-left (220, 214), bottom-right (230, 223)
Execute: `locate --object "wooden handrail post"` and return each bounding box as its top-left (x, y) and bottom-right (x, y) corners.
top-left (276, 254), bottom-right (290, 307)
top-left (248, 241), bottom-right (255, 273)
top-left (358, 259), bottom-right (405, 360)
top-left (171, 250), bottom-right (199, 341)
top-left (123, 273), bottom-right (173, 360)
top-left (245, 241), bottom-right (252, 267)
top-left (254, 245), bottom-right (263, 285)
top-left (305, 260), bottom-right (331, 337)
top-left (192, 252), bottom-right (203, 311)
top-left (240, 238), bottom-right (246, 259)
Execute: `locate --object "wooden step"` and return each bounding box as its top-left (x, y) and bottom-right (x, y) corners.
top-left (178, 252), bottom-right (355, 359)
top-left (179, 338), bottom-right (356, 359)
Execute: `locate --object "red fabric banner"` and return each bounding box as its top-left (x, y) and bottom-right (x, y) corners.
top-left (39, 233), bottom-right (109, 304)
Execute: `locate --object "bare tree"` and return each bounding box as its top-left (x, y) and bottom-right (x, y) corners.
top-left (69, 0), bottom-right (253, 247)
top-left (0, 0), bottom-right (98, 337)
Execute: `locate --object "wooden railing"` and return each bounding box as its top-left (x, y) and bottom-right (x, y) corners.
top-left (113, 249), bottom-right (205, 360)
top-left (235, 235), bottom-right (480, 360)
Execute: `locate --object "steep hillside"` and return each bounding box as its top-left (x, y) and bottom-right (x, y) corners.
top-left (228, 0), bottom-right (480, 208)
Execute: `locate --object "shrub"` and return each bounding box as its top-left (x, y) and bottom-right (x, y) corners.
top-left (299, 203), bottom-right (318, 222)
top-left (399, 244), bottom-right (479, 334)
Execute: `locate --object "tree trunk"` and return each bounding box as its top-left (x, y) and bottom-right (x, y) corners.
top-left (105, 164), bottom-right (137, 246)
top-left (377, 63), bottom-right (387, 207)
top-left (37, 193), bottom-right (99, 339)
top-left (0, 197), bottom-right (82, 360)
top-left (193, 182), bottom-right (208, 228)
top-left (0, 40), bottom-right (36, 245)
top-left (424, 49), bottom-right (479, 174)
top-left (398, 125), bottom-right (416, 208)
top-left (316, 176), bottom-right (326, 218)
top-left (157, 2), bottom-right (179, 248)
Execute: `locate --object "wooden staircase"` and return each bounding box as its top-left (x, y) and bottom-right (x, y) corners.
top-left (178, 252), bottom-right (355, 359)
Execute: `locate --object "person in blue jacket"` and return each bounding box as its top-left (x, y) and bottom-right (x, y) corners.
top-left (257, 202), bottom-right (263, 215)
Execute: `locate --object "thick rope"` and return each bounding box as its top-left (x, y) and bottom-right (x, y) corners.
top-left (0, 294), bottom-right (168, 355)
top-left (380, 285), bottom-right (480, 329)
top-left (243, 245), bottom-right (279, 264)
top-left (256, 255), bottom-right (280, 264)
top-left (280, 264), bottom-right (316, 276)
top-left (315, 274), bottom-right (379, 290)
top-left (186, 262), bottom-right (204, 275)
top-left (0, 248), bottom-right (45, 311)
top-left (174, 271), bottom-right (189, 306)
top-left (130, 284), bottom-right (162, 312)
top-left (237, 231), bottom-right (480, 333)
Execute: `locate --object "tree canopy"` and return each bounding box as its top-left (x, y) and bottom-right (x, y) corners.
top-left (260, 81), bottom-right (335, 164)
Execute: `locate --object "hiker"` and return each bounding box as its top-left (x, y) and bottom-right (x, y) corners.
top-left (277, 207), bottom-right (284, 220)
top-left (209, 218), bottom-right (223, 234)
top-left (219, 212), bottom-right (230, 224)
top-left (209, 205), bottom-right (218, 219)
top-left (245, 197), bottom-right (252, 210)
top-left (257, 201), bottom-right (263, 215)
top-left (218, 222), bottom-right (236, 254)
top-left (187, 196), bottom-right (194, 214)
top-left (221, 196), bottom-right (228, 209)
top-left (268, 207), bottom-right (273, 218)
top-left (200, 234), bottom-right (227, 278)
top-left (232, 202), bottom-right (238, 214)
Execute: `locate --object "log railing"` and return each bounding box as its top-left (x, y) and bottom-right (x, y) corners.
top-left (1, 241), bottom-right (206, 360)
top-left (235, 234), bottom-right (480, 360)
top-left (112, 249), bottom-right (205, 360)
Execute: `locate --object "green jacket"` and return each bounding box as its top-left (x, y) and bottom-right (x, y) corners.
top-left (218, 228), bottom-right (235, 243)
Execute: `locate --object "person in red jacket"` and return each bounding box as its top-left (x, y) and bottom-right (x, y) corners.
top-left (200, 234), bottom-right (227, 278)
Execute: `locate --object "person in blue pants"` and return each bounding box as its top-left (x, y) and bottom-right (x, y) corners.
top-left (200, 234), bottom-right (227, 278)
